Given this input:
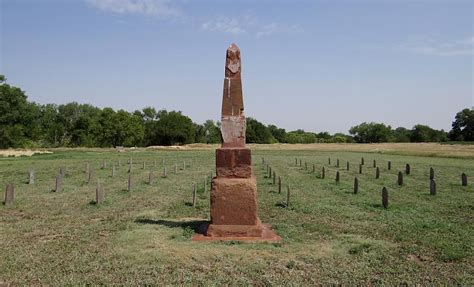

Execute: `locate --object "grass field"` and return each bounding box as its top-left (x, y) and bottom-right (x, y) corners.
top-left (1, 144), bottom-right (473, 285)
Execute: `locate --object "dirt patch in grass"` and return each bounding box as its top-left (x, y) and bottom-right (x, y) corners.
top-left (0, 149), bottom-right (52, 157)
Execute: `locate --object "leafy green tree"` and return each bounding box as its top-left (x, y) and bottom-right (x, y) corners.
top-left (333, 133), bottom-right (351, 143)
top-left (349, 122), bottom-right (393, 143)
top-left (449, 108), bottom-right (474, 141)
top-left (114, 110), bottom-right (145, 146)
top-left (246, 117), bottom-right (275, 144)
top-left (268, 124), bottom-right (286, 143)
top-left (148, 110), bottom-right (195, 145)
top-left (284, 130), bottom-right (317, 144)
top-left (411, 125), bottom-right (447, 142)
top-left (202, 120), bottom-right (221, 144)
top-left (393, 127), bottom-right (411, 142)
top-left (38, 104), bottom-right (60, 146)
top-left (0, 75), bottom-right (41, 147)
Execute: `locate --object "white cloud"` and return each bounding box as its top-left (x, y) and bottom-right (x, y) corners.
top-left (399, 36), bottom-right (474, 56)
top-left (87, 2), bottom-right (302, 38)
top-left (86, 0), bottom-right (180, 17)
top-left (201, 15), bottom-right (301, 38)
top-left (201, 16), bottom-right (247, 35)
top-left (256, 23), bottom-right (302, 39)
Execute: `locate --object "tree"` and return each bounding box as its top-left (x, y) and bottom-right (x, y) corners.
top-left (410, 125), bottom-right (447, 142)
top-left (349, 122), bottom-right (393, 143)
top-left (0, 76), bottom-right (41, 148)
top-left (449, 108), bottom-right (474, 141)
top-left (149, 110), bottom-right (195, 145)
top-left (202, 120), bottom-right (221, 144)
top-left (268, 124), bottom-right (286, 143)
top-left (284, 130), bottom-right (317, 144)
top-left (393, 127), bottom-right (411, 142)
top-left (246, 117), bottom-right (275, 144)
top-left (114, 110), bottom-right (145, 146)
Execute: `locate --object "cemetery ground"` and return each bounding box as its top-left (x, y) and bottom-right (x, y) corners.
top-left (1, 143), bottom-right (473, 285)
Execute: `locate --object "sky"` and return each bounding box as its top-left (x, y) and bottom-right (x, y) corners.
top-left (1, 0), bottom-right (473, 134)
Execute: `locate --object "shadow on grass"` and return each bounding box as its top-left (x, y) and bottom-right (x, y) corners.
top-left (135, 218), bottom-right (207, 233)
top-left (275, 202), bottom-right (288, 208)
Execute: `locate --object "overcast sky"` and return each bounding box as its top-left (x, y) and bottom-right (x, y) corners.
top-left (1, 0), bottom-right (473, 133)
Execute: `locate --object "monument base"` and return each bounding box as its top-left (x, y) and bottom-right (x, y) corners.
top-left (192, 222), bottom-right (281, 242)
top-left (208, 219), bottom-right (264, 237)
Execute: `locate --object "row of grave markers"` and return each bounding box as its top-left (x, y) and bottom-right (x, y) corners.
top-left (3, 157), bottom-right (200, 206)
top-left (190, 172), bottom-right (214, 207)
top-left (293, 156), bottom-right (470, 208)
top-left (262, 158), bottom-right (291, 208)
top-left (296, 157), bottom-right (469, 187)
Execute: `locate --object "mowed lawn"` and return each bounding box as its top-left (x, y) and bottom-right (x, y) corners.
top-left (1, 144), bottom-right (473, 285)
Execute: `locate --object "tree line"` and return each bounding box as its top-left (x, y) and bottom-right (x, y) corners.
top-left (0, 75), bottom-right (472, 148)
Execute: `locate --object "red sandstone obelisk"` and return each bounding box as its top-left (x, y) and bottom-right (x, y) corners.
top-left (202, 43), bottom-right (279, 241)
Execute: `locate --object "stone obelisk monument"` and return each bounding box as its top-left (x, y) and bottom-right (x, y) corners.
top-left (195, 43), bottom-right (280, 241)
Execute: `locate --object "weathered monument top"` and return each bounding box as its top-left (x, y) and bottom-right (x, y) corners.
top-left (221, 43), bottom-right (245, 148)
top-left (225, 43), bottom-right (241, 79)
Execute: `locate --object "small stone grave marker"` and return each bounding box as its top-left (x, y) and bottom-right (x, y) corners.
top-left (96, 181), bottom-right (104, 204)
top-left (278, 176), bottom-right (282, 194)
top-left (4, 183), bottom-right (14, 205)
top-left (148, 170), bottom-right (154, 184)
top-left (87, 169), bottom-right (94, 184)
top-left (353, 177), bottom-right (359, 194)
top-left (28, 170), bottom-right (35, 185)
top-left (162, 166), bottom-right (167, 178)
top-left (382, 187), bottom-right (388, 208)
top-left (55, 174), bottom-right (62, 192)
top-left (398, 171), bottom-right (403, 186)
top-left (430, 179), bottom-right (436, 195)
top-left (461, 173), bottom-right (468, 186)
top-left (128, 174), bottom-right (133, 191)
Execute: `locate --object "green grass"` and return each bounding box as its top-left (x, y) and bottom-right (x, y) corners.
top-left (1, 148), bottom-right (473, 285)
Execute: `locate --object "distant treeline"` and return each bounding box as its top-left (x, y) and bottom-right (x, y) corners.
top-left (0, 75), bottom-right (473, 148)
